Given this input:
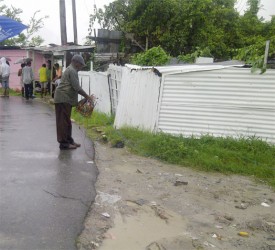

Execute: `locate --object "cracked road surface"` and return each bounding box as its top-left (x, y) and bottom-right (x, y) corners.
top-left (0, 97), bottom-right (98, 250)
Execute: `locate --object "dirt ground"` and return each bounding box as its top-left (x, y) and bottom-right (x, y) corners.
top-left (77, 141), bottom-right (275, 250)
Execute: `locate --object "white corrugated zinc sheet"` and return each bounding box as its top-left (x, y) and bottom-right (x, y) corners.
top-left (114, 67), bottom-right (161, 131)
top-left (157, 67), bottom-right (275, 143)
top-left (79, 71), bottom-right (111, 114)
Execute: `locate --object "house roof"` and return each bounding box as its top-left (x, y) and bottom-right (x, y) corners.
top-left (0, 45), bottom-right (21, 50)
top-left (23, 44), bottom-right (95, 55)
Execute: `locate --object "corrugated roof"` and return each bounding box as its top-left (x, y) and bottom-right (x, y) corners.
top-left (125, 61), bottom-right (245, 75)
top-left (23, 45), bottom-right (95, 54)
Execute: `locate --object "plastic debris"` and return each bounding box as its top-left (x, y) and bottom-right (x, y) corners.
top-left (101, 212), bottom-right (110, 218)
top-left (261, 202), bottom-right (270, 207)
top-left (203, 241), bottom-right (216, 248)
top-left (235, 203), bottom-right (248, 209)
top-left (151, 201), bottom-right (157, 206)
top-left (238, 232), bottom-right (249, 237)
top-left (86, 161), bottom-right (94, 164)
top-left (212, 233), bottom-right (222, 240)
top-left (90, 241), bottom-right (99, 247)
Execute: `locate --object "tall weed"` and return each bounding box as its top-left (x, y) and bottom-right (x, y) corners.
top-left (73, 111), bottom-right (275, 188)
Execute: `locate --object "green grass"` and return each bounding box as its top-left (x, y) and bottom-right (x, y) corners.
top-left (74, 110), bottom-right (275, 188)
top-left (5, 89), bottom-right (274, 187)
top-left (0, 88), bottom-right (22, 96)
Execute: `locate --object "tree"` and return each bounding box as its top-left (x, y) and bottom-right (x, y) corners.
top-left (90, 0), bottom-right (274, 65)
top-left (130, 46), bottom-right (170, 66)
top-left (0, 0), bottom-right (48, 46)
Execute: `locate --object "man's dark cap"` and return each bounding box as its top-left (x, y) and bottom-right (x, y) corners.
top-left (72, 55), bottom-right (86, 66)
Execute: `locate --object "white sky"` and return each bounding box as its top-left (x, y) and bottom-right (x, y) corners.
top-left (5, 0), bottom-right (275, 46)
top-left (6, 0), bottom-right (114, 45)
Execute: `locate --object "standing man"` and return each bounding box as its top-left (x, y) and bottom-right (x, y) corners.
top-left (0, 57), bottom-right (10, 97)
top-left (22, 61), bottom-right (34, 100)
top-left (54, 55), bottom-right (93, 150)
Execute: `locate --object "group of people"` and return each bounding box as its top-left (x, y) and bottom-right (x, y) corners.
top-left (0, 57), bottom-right (11, 97)
top-left (17, 60), bottom-right (63, 100)
top-left (1, 54), bottom-right (92, 150)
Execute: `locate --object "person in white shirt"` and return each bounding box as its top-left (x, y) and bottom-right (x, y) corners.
top-left (0, 57), bottom-right (10, 97)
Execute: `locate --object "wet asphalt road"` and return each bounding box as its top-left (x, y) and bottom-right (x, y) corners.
top-left (0, 96), bottom-right (98, 250)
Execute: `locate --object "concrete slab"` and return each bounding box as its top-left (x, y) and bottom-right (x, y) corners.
top-left (0, 97), bottom-right (98, 250)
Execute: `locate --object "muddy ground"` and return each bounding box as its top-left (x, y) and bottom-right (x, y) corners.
top-left (77, 141), bottom-right (275, 250)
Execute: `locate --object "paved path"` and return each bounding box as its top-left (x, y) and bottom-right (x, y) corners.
top-left (0, 96), bottom-right (98, 250)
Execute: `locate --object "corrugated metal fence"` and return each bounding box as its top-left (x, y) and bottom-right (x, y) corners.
top-left (157, 68), bottom-right (275, 143)
top-left (79, 65), bottom-right (275, 143)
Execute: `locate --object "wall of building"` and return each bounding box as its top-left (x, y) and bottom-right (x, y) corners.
top-left (26, 50), bottom-right (48, 82)
top-left (0, 49), bottom-right (48, 89)
top-left (0, 49), bottom-right (26, 89)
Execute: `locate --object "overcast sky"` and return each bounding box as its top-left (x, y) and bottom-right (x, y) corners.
top-left (6, 0), bottom-right (275, 46)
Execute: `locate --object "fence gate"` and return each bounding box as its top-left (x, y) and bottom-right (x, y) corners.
top-left (108, 65), bottom-right (122, 114)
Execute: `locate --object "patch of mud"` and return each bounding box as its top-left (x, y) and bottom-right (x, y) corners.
top-left (77, 142), bottom-right (275, 250)
top-left (100, 203), bottom-right (186, 250)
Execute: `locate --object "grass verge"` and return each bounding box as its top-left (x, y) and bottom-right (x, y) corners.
top-left (0, 88), bottom-right (21, 96)
top-left (74, 110), bottom-right (275, 188)
top-left (5, 92), bottom-right (274, 187)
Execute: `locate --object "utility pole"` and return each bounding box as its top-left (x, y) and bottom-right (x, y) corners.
top-left (59, 0), bottom-right (67, 45)
top-left (72, 0), bottom-right (78, 44)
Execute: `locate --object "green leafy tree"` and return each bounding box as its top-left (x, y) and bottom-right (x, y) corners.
top-left (238, 0), bottom-right (265, 46)
top-left (90, 0), bottom-right (241, 59)
top-left (90, 0), bottom-right (274, 67)
top-left (233, 0), bottom-right (275, 71)
top-left (130, 46), bottom-right (170, 66)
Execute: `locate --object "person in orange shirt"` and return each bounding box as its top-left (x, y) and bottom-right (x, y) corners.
top-left (53, 63), bottom-right (62, 83)
top-left (51, 63), bottom-right (62, 97)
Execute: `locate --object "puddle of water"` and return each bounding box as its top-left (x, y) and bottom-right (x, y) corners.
top-left (100, 204), bottom-right (186, 250)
